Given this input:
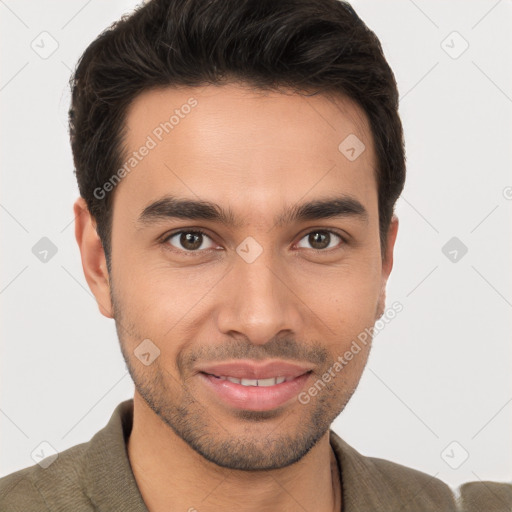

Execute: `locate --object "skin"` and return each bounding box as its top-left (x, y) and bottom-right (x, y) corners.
top-left (74, 82), bottom-right (398, 512)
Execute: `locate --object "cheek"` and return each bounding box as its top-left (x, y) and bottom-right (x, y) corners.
top-left (114, 262), bottom-right (219, 336)
top-left (295, 256), bottom-right (382, 317)
top-left (324, 279), bottom-right (383, 359)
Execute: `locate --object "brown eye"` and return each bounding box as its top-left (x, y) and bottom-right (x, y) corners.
top-left (296, 230), bottom-right (344, 251)
top-left (165, 230), bottom-right (215, 252)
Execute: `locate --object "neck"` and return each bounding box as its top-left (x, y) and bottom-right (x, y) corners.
top-left (126, 393), bottom-right (342, 512)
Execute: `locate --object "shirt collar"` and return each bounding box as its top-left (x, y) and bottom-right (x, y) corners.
top-left (80, 399), bottom-right (148, 511)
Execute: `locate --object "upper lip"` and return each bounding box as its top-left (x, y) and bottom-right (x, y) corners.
top-left (196, 360), bottom-right (314, 380)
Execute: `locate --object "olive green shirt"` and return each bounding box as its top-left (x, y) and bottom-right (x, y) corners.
top-left (0, 399), bottom-right (510, 511)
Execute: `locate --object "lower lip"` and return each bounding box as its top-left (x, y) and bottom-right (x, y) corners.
top-left (199, 372), bottom-right (312, 411)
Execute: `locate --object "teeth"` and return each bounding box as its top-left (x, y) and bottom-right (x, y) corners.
top-left (241, 378), bottom-right (258, 386)
top-left (220, 376), bottom-right (289, 386)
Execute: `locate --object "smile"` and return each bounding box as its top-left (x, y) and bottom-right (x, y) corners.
top-left (199, 371), bottom-right (313, 411)
top-left (204, 374), bottom-right (300, 386)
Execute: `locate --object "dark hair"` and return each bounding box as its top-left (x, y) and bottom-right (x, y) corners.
top-left (69, 0), bottom-right (406, 272)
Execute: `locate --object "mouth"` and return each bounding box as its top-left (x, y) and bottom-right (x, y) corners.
top-left (201, 372), bottom-right (308, 386)
top-left (198, 370), bottom-right (313, 411)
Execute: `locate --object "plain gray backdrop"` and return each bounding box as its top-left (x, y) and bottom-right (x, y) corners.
top-left (1, 0), bottom-right (511, 493)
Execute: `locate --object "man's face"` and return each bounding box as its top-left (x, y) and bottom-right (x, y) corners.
top-left (87, 83), bottom-right (396, 471)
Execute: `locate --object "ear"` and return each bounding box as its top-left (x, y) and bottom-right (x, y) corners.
top-left (73, 197), bottom-right (114, 318)
top-left (375, 215), bottom-right (399, 319)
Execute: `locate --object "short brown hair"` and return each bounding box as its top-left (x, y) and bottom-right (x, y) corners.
top-left (69, 0), bottom-right (406, 272)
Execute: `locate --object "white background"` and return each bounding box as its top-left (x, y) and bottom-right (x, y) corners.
top-left (1, 0), bottom-right (511, 494)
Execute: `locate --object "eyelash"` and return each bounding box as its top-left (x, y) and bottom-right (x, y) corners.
top-left (160, 228), bottom-right (347, 255)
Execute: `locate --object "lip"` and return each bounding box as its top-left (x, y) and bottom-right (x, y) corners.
top-left (195, 360), bottom-right (314, 380)
top-left (199, 371), bottom-right (312, 411)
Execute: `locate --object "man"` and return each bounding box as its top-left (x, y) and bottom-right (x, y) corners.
top-left (0, 0), bottom-right (508, 510)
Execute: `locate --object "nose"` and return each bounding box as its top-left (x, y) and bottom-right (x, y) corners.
top-left (215, 247), bottom-right (303, 345)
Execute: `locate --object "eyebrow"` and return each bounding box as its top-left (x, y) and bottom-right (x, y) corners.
top-left (136, 194), bottom-right (369, 230)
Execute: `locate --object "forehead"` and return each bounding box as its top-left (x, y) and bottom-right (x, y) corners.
top-left (115, 82), bottom-right (377, 225)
